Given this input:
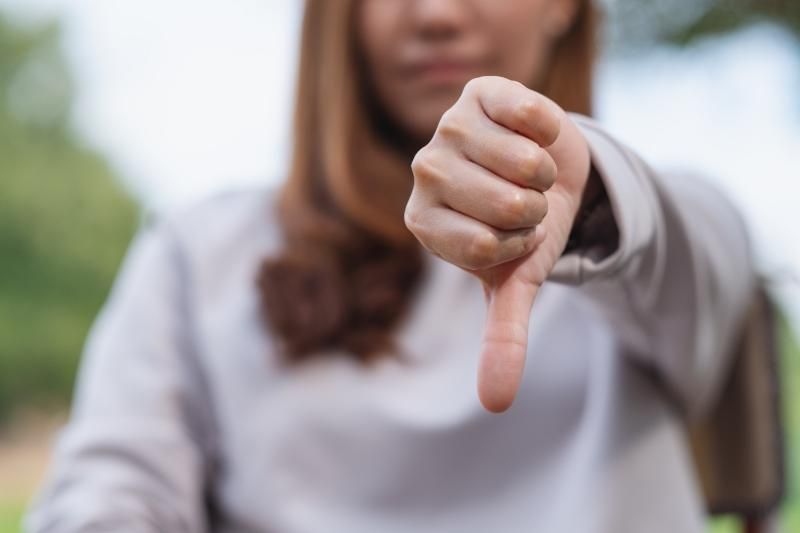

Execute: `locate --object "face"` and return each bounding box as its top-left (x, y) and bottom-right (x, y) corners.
top-left (357, 0), bottom-right (580, 146)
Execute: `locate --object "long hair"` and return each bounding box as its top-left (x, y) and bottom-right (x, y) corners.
top-left (258, 0), bottom-right (601, 364)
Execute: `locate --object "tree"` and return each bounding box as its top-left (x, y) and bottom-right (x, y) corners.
top-left (0, 14), bottom-right (138, 422)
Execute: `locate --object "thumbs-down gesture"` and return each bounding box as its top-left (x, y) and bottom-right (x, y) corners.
top-left (404, 76), bottom-right (592, 413)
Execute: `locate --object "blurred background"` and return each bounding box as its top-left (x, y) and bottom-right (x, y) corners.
top-left (0, 0), bottom-right (797, 531)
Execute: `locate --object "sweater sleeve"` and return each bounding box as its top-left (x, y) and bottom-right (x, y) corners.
top-left (551, 113), bottom-right (757, 420)
top-left (24, 219), bottom-right (215, 532)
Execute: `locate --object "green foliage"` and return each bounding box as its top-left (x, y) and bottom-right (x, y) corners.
top-left (0, 14), bottom-right (138, 421)
top-left (610, 0), bottom-right (800, 50)
top-left (0, 501), bottom-right (23, 533)
top-left (779, 312), bottom-right (800, 532)
top-left (707, 516), bottom-right (738, 533)
top-left (669, 0), bottom-right (800, 45)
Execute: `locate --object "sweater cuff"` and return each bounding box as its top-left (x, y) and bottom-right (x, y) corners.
top-left (550, 113), bottom-right (660, 285)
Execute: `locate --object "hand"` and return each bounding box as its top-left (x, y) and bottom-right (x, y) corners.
top-left (404, 76), bottom-right (591, 413)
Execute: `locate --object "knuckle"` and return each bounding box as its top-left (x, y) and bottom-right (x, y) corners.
top-left (553, 120), bottom-right (563, 142)
top-left (516, 148), bottom-right (541, 180)
top-left (521, 231), bottom-right (537, 254)
top-left (543, 121), bottom-right (560, 147)
top-left (498, 191), bottom-right (529, 228)
top-left (410, 148), bottom-right (428, 175)
top-left (511, 231), bottom-right (535, 258)
top-left (404, 205), bottom-right (438, 249)
top-left (462, 77), bottom-right (480, 94)
top-left (516, 97), bottom-right (540, 125)
top-left (512, 79), bottom-right (528, 90)
top-left (410, 149), bottom-right (442, 187)
top-left (465, 230), bottom-right (499, 269)
top-left (541, 160), bottom-right (557, 189)
top-left (436, 109), bottom-right (467, 142)
top-left (541, 104), bottom-right (562, 146)
top-left (464, 76), bottom-right (490, 93)
top-left (532, 193), bottom-right (549, 223)
top-left (403, 203), bottom-right (422, 235)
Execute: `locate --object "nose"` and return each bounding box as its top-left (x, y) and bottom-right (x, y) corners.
top-left (410, 0), bottom-right (473, 41)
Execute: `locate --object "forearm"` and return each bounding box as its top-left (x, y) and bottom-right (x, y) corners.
top-left (552, 114), bottom-right (757, 418)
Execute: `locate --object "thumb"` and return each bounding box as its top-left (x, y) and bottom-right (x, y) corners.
top-left (477, 273), bottom-right (539, 413)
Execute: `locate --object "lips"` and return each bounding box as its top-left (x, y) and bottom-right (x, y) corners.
top-left (403, 58), bottom-right (482, 86)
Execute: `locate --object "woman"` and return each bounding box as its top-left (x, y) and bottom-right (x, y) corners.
top-left (26, 1), bottom-right (756, 532)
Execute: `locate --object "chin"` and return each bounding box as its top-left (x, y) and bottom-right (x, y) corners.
top-left (399, 101), bottom-right (456, 144)
top-left (407, 117), bottom-right (440, 145)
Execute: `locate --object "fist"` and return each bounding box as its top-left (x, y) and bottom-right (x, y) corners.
top-left (404, 76), bottom-right (591, 413)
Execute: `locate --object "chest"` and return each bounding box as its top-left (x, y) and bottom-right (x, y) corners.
top-left (193, 258), bottom-right (616, 528)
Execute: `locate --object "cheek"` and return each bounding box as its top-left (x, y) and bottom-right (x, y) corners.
top-left (357, 2), bottom-right (397, 75)
top-left (495, 29), bottom-right (550, 87)
top-left (358, 12), bottom-right (462, 141)
top-left (374, 81), bottom-right (463, 146)
top-left (358, 4), bottom-right (425, 122)
top-left (395, 89), bottom-right (462, 136)
top-left (480, 1), bottom-right (557, 86)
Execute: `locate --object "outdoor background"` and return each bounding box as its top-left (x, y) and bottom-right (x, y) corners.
top-left (0, 0), bottom-right (798, 531)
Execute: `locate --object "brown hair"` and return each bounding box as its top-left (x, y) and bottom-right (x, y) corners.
top-left (257, 0), bottom-right (601, 365)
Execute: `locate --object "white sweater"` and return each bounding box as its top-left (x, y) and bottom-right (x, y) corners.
top-left (26, 115), bottom-right (756, 533)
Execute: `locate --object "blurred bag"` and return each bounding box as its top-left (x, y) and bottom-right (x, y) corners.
top-left (688, 283), bottom-right (786, 532)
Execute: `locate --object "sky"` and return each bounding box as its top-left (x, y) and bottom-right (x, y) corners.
top-left (1, 0), bottom-right (302, 206)
top-left (1, 0), bottom-right (799, 324)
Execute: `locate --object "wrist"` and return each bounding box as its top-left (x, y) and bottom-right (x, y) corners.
top-left (563, 161), bottom-right (616, 255)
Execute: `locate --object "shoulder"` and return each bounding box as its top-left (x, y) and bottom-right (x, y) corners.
top-left (114, 184), bottom-right (286, 293)
top-left (144, 183), bottom-right (285, 263)
top-left (156, 184), bottom-right (282, 240)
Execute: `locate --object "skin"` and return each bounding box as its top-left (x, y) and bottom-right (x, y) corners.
top-left (358, 0), bottom-right (593, 413)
